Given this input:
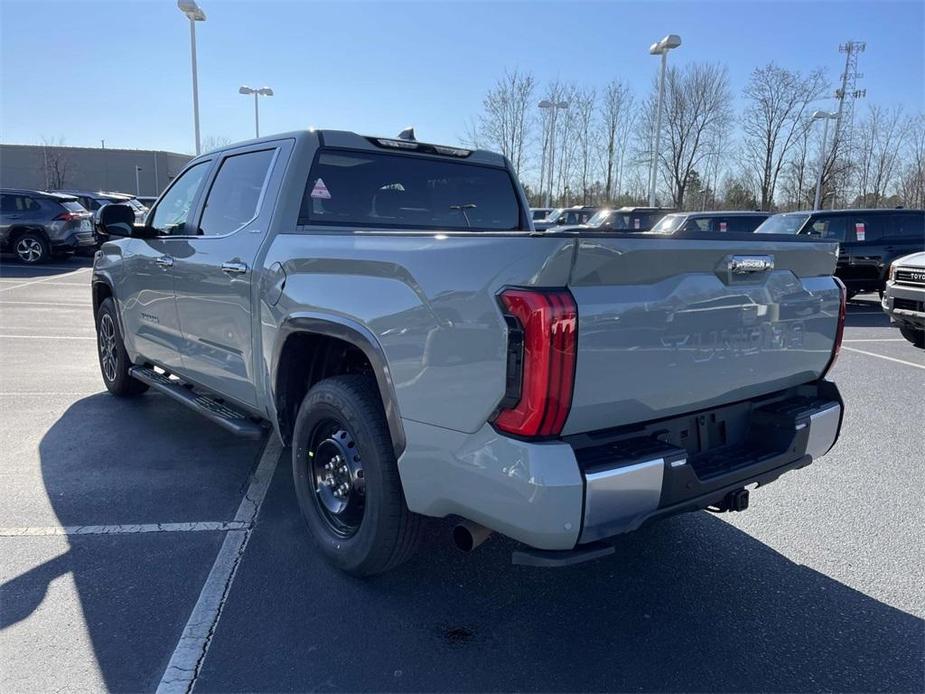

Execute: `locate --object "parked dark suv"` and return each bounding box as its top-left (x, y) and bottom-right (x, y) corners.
top-left (757, 208), bottom-right (925, 298)
top-left (0, 189), bottom-right (94, 263)
top-left (649, 210), bottom-right (770, 234)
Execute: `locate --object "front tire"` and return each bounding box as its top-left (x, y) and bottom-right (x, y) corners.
top-left (96, 298), bottom-right (149, 396)
top-left (292, 375), bottom-right (420, 576)
top-left (899, 326), bottom-right (925, 348)
top-left (14, 233), bottom-right (49, 264)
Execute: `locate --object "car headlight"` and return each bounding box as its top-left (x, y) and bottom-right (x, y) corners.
top-left (889, 262), bottom-right (897, 282)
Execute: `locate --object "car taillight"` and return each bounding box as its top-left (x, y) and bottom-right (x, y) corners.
top-left (822, 277), bottom-right (847, 378)
top-left (493, 288), bottom-right (577, 438)
top-left (54, 212), bottom-right (83, 221)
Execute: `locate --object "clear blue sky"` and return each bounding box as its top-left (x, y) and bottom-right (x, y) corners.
top-left (1, 0), bottom-right (922, 155)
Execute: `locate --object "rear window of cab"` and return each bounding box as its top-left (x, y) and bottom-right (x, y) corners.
top-left (298, 149), bottom-right (522, 232)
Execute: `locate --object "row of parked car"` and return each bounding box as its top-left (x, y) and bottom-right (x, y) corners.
top-left (0, 187), bottom-right (151, 264)
top-left (532, 204), bottom-right (924, 299)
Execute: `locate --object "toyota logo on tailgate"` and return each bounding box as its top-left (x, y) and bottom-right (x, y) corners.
top-left (728, 255), bottom-right (774, 274)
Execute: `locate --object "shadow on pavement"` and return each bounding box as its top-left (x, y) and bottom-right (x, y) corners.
top-left (1, 392), bottom-right (263, 691)
top-left (196, 456), bottom-right (925, 693)
top-left (0, 254), bottom-right (92, 276)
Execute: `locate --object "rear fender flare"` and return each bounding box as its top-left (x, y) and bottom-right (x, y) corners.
top-left (272, 313), bottom-right (406, 457)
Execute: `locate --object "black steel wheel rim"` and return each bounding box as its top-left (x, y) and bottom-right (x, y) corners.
top-left (307, 418), bottom-right (366, 538)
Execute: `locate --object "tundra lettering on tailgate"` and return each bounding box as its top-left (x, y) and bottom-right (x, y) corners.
top-left (661, 321), bottom-right (804, 362)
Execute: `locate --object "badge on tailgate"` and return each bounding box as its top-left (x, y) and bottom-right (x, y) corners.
top-left (729, 255), bottom-right (774, 273)
top-left (716, 254), bottom-right (774, 283)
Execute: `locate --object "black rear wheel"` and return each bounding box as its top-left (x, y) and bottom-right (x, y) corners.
top-left (292, 375), bottom-right (420, 576)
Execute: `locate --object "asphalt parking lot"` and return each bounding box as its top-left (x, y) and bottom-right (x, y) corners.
top-left (0, 256), bottom-right (922, 693)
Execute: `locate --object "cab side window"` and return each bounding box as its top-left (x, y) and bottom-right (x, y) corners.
top-left (848, 214), bottom-right (885, 243)
top-left (198, 149), bottom-right (275, 236)
top-left (806, 215), bottom-right (847, 241)
top-left (889, 212), bottom-right (924, 240)
top-left (149, 161), bottom-right (210, 236)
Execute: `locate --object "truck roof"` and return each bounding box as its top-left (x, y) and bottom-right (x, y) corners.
top-left (205, 129), bottom-right (509, 168)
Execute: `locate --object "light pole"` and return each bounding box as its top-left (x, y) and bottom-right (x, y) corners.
top-left (135, 166), bottom-right (142, 195)
top-left (812, 110), bottom-right (838, 210)
top-left (239, 86), bottom-right (274, 138)
top-left (647, 33), bottom-right (681, 207)
top-left (178, 1), bottom-right (206, 155)
top-left (538, 99), bottom-right (569, 208)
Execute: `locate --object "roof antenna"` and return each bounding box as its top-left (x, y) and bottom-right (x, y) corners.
top-left (397, 127), bottom-right (416, 141)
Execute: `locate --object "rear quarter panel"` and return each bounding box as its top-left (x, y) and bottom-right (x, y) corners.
top-left (260, 231), bottom-right (574, 433)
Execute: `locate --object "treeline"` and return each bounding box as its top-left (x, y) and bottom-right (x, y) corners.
top-left (465, 65), bottom-right (925, 212)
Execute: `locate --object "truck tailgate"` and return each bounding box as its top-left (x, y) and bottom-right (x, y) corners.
top-left (563, 235), bottom-right (841, 435)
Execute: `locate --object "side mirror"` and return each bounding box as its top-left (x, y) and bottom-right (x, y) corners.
top-left (98, 203), bottom-right (136, 237)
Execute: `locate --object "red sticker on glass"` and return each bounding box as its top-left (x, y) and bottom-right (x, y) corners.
top-left (855, 222), bottom-right (865, 241)
top-left (719, 221), bottom-right (727, 232)
top-left (310, 178), bottom-right (331, 199)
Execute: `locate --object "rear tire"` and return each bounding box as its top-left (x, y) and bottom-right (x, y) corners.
top-left (95, 298), bottom-right (149, 396)
top-left (899, 326), bottom-right (925, 348)
top-left (14, 232), bottom-right (49, 264)
top-left (292, 375), bottom-right (420, 576)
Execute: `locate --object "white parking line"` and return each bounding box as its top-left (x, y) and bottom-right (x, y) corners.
top-left (0, 300), bottom-right (91, 307)
top-left (0, 267), bottom-right (91, 293)
top-left (842, 346), bottom-right (925, 370)
top-left (843, 338), bottom-right (906, 343)
top-left (0, 521), bottom-right (249, 537)
top-left (157, 436), bottom-right (281, 694)
top-left (0, 334), bottom-right (95, 340)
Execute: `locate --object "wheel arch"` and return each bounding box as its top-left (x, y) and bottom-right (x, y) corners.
top-left (272, 314), bottom-right (406, 457)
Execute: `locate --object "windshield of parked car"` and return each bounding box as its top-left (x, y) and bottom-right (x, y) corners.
top-left (586, 209), bottom-right (611, 226)
top-left (649, 214), bottom-right (686, 233)
top-left (300, 150), bottom-right (522, 231)
top-left (755, 213), bottom-right (810, 234)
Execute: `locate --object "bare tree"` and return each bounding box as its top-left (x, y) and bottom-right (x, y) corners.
top-left (598, 80), bottom-right (634, 202)
top-left (641, 62), bottom-right (733, 208)
top-left (855, 105), bottom-right (908, 207)
top-left (741, 64), bottom-right (828, 209)
top-left (470, 69), bottom-right (536, 177)
top-left (898, 114), bottom-right (925, 209)
top-left (573, 87), bottom-right (598, 203)
top-left (41, 137), bottom-right (72, 190)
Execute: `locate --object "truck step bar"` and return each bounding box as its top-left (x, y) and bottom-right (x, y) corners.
top-left (129, 366), bottom-right (266, 439)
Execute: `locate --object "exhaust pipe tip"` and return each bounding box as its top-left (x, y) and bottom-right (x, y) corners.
top-left (452, 520), bottom-right (492, 552)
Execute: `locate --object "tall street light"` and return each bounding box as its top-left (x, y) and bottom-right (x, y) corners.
top-left (812, 110), bottom-right (838, 210)
top-left (539, 99), bottom-right (569, 208)
top-left (178, 1), bottom-right (206, 155)
top-left (239, 86), bottom-right (274, 138)
top-left (647, 33), bottom-right (681, 207)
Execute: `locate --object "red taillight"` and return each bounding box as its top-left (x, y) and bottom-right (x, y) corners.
top-left (822, 277), bottom-right (847, 377)
top-left (494, 288), bottom-right (577, 438)
top-left (54, 212), bottom-right (83, 221)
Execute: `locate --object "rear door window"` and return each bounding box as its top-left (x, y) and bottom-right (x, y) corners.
top-left (198, 149), bottom-right (275, 236)
top-left (888, 212), bottom-right (924, 240)
top-left (847, 213), bottom-right (885, 243)
top-left (300, 150), bottom-right (521, 231)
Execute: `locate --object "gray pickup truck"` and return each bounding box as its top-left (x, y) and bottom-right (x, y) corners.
top-left (92, 130), bottom-right (846, 575)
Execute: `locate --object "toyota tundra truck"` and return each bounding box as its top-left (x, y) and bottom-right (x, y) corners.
top-left (92, 129), bottom-right (846, 575)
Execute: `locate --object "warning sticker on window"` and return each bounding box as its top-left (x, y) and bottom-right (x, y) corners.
top-left (719, 221), bottom-right (728, 232)
top-left (855, 222), bottom-right (865, 241)
top-left (634, 218), bottom-right (640, 229)
top-left (310, 178), bottom-right (331, 199)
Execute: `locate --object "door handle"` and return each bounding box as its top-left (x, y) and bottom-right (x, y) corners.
top-left (155, 255), bottom-right (174, 269)
top-left (221, 261), bottom-right (248, 275)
